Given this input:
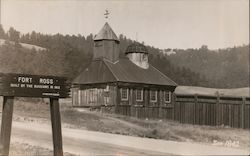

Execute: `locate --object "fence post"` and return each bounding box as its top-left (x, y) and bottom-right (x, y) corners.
top-left (194, 94), bottom-right (198, 125)
top-left (115, 85), bottom-right (119, 114)
top-left (241, 97), bottom-right (245, 129)
top-left (229, 103), bottom-right (232, 127)
top-left (179, 95), bottom-right (182, 123)
top-left (158, 90), bottom-right (162, 119)
top-left (172, 93), bottom-right (176, 120)
top-left (202, 97), bottom-right (206, 125)
top-left (215, 94), bottom-right (220, 126)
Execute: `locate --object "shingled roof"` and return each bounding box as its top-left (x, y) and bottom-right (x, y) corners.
top-left (94, 22), bottom-right (119, 42)
top-left (125, 42), bottom-right (148, 54)
top-left (73, 58), bottom-right (177, 87)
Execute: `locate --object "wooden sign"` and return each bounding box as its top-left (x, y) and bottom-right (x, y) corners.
top-left (0, 73), bottom-right (70, 98)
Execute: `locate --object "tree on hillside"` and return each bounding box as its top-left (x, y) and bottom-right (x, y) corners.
top-left (8, 27), bottom-right (20, 44)
top-left (0, 42), bottom-right (66, 76)
top-left (200, 45), bottom-right (208, 52)
top-left (16, 26), bottom-right (249, 88)
top-left (0, 25), bottom-right (6, 39)
top-left (168, 44), bottom-right (249, 88)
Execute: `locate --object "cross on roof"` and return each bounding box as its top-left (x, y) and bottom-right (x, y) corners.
top-left (104, 10), bottom-right (110, 19)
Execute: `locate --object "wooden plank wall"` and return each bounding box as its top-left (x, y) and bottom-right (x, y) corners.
top-left (73, 85), bottom-right (249, 129)
top-left (72, 85), bottom-right (116, 107)
top-left (116, 88), bottom-right (163, 119)
top-left (114, 93), bottom-right (250, 129)
top-left (71, 88), bottom-right (79, 106)
top-left (171, 95), bottom-right (250, 129)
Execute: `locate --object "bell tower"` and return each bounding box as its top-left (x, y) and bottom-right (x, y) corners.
top-left (93, 22), bottom-right (120, 62)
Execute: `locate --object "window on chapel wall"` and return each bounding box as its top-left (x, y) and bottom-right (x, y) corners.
top-left (78, 90), bottom-right (81, 105)
top-left (121, 88), bottom-right (128, 101)
top-left (164, 91), bottom-right (171, 103)
top-left (104, 85), bottom-right (109, 92)
top-left (89, 89), bottom-right (97, 103)
top-left (94, 41), bottom-right (102, 47)
top-left (150, 90), bottom-right (157, 102)
top-left (136, 89), bottom-right (143, 102)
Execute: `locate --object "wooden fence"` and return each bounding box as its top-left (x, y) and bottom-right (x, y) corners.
top-left (103, 94), bottom-right (250, 129)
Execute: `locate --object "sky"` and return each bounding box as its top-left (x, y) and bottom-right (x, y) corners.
top-left (1, 0), bottom-right (249, 49)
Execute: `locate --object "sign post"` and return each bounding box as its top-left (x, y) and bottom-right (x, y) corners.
top-left (50, 98), bottom-right (63, 156)
top-left (0, 73), bottom-right (70, 156)
top-left (0, 96), bottom-right (14, 156)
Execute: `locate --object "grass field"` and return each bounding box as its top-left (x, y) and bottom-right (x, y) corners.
top-left (2, 97), bottom-right (248, 152)
top-left (0, 39), bottom-right (46, 51)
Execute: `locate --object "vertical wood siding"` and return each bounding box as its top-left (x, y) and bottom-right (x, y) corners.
top-left (72, 86), bottom-right (249, 129)
top-left (72, 85), bottom-right (117, 107)
top-left (115, 93), bottom-right (250, 129)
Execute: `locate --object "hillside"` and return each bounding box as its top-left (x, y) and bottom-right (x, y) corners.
top-left (18, 28), bottom-right (208, 86)
top-left (0, 25), bottom-right (248, 88)
top-left (0, 40), bottom-right (65, 76)
top-left (167, 45), bottom-right (249, 88)
top-left (0, 39), bottom-right (46, 51)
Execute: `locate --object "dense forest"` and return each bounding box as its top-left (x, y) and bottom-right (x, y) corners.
top-left (0, 25), bottom-right (249, 88)
top-left (168, 45), bottom-right (249, 88)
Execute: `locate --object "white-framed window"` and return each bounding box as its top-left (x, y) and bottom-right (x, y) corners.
top-left (104, 85), bottom-right (109, 92)
top-left (150, 90), bottom-right (157, 102)
top-left (121, 88), bottom-right (129, 101)
top-left (164, 91), bottom-right (171, 103)
top-left (78, 90), bottom-right (81, 105)
top-left (136, 89), bottom-right (143, 102)
top-left (95, 41), bottom-right (102, 47)
top-left (89, 89), bottom-right (97, 103)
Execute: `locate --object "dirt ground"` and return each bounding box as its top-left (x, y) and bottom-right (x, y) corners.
top-left (10, 142), bottom-right (53, 156)
top-left (10, 142), bottom-right (76, 156)
top-left (0, 97), bottom-right (249, 155)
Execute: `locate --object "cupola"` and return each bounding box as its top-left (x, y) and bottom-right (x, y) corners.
top-left (125, 42), bottom-right (149, 69)
top-left (93, 22), bottom-right (120, 62)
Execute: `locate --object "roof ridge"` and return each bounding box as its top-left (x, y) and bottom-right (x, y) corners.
top-left (150, 64), bottom-right (178, 86)
top-left (102, 59), bottom-right (120, 81)
top-left (103, 58), bottom-right (119, 64)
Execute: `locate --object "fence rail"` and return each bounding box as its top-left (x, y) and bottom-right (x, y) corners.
top-left (103, 94), bottom-right (250, 129)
